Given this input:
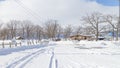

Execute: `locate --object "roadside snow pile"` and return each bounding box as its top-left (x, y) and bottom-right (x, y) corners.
top-left (55, 40), bottom-right (74, 45)
top-left (112, 41), bottom-right (120, 46)
top-left (77, 40), bottom-right (120, 48)
top-left (76, 41), bottom-right (107, 49)
top-left (74, 41), bottom-right (120, 56)
top-left (0, 44), bottom-right (46, 55)
top-left (48, 41), bottom-right (57, 46)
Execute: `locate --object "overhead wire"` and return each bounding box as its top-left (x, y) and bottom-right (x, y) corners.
top-left (14, 0), bottom-right (42, 22)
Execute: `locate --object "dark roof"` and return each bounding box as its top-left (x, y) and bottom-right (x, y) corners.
top-left (70, 34), bottom-right (93, 37)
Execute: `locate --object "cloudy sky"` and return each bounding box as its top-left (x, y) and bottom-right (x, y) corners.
top-left (0, 0), bottom-right (119, 26)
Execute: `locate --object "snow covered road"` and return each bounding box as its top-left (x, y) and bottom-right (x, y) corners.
top-left (0, 41), bottom-right (120, 68)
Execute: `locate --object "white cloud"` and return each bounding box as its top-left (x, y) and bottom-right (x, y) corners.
top-left (0, 0), bottom-right (119, 26)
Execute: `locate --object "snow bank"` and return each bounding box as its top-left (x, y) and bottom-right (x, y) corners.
top-left (0, 44), bottom-right (47, 55)
top-left (55, 40), bottom-right (74, 45)
top-left (77, 40), bottom-right (120, 47)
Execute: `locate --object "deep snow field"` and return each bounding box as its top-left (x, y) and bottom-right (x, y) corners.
top-left (0, 40), bottom-right (120, 68)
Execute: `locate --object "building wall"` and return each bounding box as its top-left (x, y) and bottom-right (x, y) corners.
top-left (70, 35), bottom-right (92, 40)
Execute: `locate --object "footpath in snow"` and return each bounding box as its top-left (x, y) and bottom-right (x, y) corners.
top-left (0, 40), bottom-right (120, 68)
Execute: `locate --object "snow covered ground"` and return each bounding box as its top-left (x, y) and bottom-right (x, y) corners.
top-left (0, 40), bottom-right (120, 68)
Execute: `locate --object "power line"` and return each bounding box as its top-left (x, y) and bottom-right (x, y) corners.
top-left (14, 0), bottom-right (42, 22)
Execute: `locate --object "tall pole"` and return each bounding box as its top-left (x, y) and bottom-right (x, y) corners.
top-left (119, 0), bottom-right (120, 29)
top-left (118, 0), bottom-right (120, 40)
top-left (119, 0), bottom-right (120, 21)
top-left (116, 0), bottom-right (120, 41)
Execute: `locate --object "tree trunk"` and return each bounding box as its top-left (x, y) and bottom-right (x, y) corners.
top-left (112, 27), bottom-right (114, 40)
top-left (116, 28), bottom-right (119, 41)
top-left (96, 23), bottom-right (99, 41)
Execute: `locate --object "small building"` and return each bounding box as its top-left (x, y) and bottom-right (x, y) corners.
top-left (13, 36), bottom-right (24, 40)
top-left (69, 34), bottom-right (92, 41)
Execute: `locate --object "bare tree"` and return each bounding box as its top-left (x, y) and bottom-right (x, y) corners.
top-left (0, 23), bottom-right (6, 40)
top-left (84, 26), bottom-right (95, 35)
top-left (23, 20), bottom-right (34, 40)
top-left (82, 12), bottom-right (105, 41)
top-left (44, 20), bottom-right (59, 39)
top-left (0, 27), bottom-right (9, 40)
top-left (19, 21), bottom-right (26, 38)
top-left (33, 25), bottom-right (43, 40)
top-left (74, 26), bottom-right (83, 35)
top-left (0, 23), bottom-right (3, 28)
top-left (104, 15), bottom-right (119, 40)
top-left (56, 25), bottom-right (63, 39)
top-left (0, 23), bottom-right (3, 34)
top-left (6, 20), bottom-right (20, 39)
top-left (63, 25), bottom-right (73, 38)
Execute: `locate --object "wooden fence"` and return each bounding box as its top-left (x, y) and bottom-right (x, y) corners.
top-left (0, 40), bottom-right (41, 48)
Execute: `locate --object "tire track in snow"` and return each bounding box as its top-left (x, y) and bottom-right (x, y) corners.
top-left (6, 48), bottom-right (46, 68)
top-left (55, 59), bottom-right (58, 68)
top-left (18, 49), bottom-right (46, 68)
top-left (49, 48), bottom-right (58, 68)
top-left (49, 51), bottom-right (54, 68)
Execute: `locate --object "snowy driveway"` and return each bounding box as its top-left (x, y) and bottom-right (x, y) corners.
top-left (0, 41), bottom-right (120, 68)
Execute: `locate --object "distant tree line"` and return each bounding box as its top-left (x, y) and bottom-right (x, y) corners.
top-left (0, 12), bottom-right (119, 41)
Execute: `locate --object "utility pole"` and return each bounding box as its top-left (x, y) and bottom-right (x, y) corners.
top-left (118, 0), bottom-right (120, 40)
top-left (116, 0), bottom-right (120, 41)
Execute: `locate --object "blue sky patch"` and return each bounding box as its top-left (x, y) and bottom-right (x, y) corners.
top-left (96, 0), bottom-right (119, 6)
top-left (0, 0), bottom-right (5, 2)
top-left (87, 0), bottom-right (119, 6)
top-left (0, 0), bottom-right (5, 1)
